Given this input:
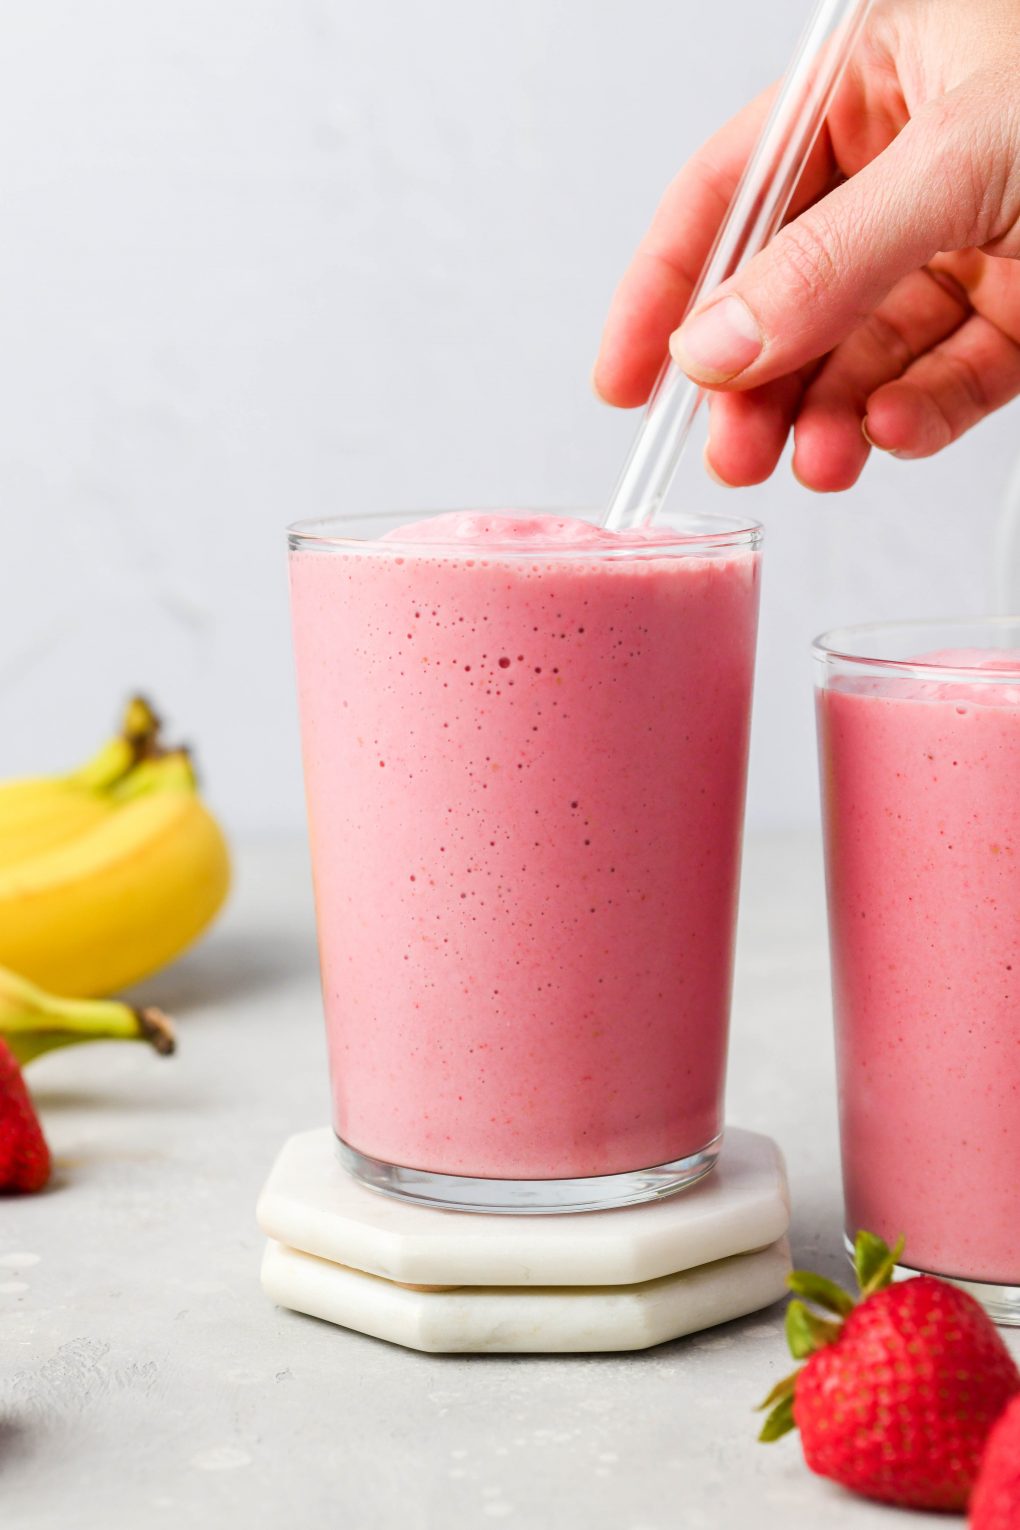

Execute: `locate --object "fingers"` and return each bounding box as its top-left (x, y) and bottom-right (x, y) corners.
top-left (671, 88), bottom-right (995, 393)
top-left (704, 270), bottom-right (1020, 485)
top-left (704, 376), bottom-right (805, 487)
top-left (593, 85), bottom-right (835, 408)
top-left (863, 314), bottom-right (1020, 458)
top-left (791, 268), bottom-right (970, 491)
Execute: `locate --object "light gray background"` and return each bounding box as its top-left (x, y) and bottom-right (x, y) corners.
top-left (1, 0), bottom-right (1017, 833)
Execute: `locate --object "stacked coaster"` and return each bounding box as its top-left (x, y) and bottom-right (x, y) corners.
top-left (257, 1127), bottom-right (791, 1354)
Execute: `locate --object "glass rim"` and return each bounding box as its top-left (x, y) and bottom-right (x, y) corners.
top-left (812, 615), bottom-right (1020, 683)
top-left (287, 507), bottom-right (763, 560)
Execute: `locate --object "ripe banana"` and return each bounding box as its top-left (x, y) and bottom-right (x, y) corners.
top-left (0, 695), bottom-right (162, 869)
top-left (0, 963), bottom-right (175, 1066)
top-left (0, 789), bottom-right (113, 868)
top-left (0, 744), bottom-right (230, 997)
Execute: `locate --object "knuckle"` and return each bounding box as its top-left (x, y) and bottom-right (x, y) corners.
top-left (772, 216), bottom-right (845, 309)
top-left (938, 349), bottom-right (990, 417)
top-left (907, 85), bottom-right (1007, 247)
top-left (925, 388), bottom-right (959, 450)
top-left (862, 311), bottom-right (915, 375)
top-left (695, 152), bottom-right (739, 219)
top-left (913, 91), bottom-right (966, 142)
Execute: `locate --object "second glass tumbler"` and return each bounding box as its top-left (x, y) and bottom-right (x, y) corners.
top-left (815, 619), bottom-right (1020, 1322)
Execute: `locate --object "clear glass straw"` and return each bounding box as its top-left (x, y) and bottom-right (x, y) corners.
top-left (603, 0), bottom-right (874, 531)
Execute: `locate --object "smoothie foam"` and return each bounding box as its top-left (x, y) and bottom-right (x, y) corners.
top-left (290, 511), bottom-right (761, 1179)
top-left (818, 650), bottom-right (1020, 1283)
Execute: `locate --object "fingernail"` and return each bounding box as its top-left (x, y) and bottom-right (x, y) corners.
top-left (672, 295), bottom-right (763, 384)
top-left (862, 415), bottom-right (907, 457)
top-left (702, 444), bottom-right (734, 488)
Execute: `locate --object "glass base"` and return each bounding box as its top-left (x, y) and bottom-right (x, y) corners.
top-left (843, 1235), bottom-right (1020, 1327)
top-left (336, 1134), bottom-right (722, 1215)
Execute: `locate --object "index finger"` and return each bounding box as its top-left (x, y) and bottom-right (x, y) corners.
top-left (593, 84), bottom-right (835, 408)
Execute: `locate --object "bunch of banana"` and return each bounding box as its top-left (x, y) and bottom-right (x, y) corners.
top-left (0, 698), bottom-right (230, 996)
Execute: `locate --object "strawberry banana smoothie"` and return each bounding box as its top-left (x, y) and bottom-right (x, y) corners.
top-left (817, 636), bottom-right (1020, 1292)
top-left (289, 510), bottom-right (761, 1205)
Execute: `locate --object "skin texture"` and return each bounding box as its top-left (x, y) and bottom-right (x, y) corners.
top-left (593, 0), bottom-right (1020, 491)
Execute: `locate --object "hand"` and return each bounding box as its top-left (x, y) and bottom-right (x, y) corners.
top-left (593, 0), bottom-right (1020, 491)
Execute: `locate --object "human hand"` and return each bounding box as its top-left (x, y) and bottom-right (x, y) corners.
top-left (593, 0), bottom-right (1020, 491)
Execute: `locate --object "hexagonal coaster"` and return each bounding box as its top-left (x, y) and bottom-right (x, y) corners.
top-left (256, 1127), bottom-right (790, 1287)
top-left (261, 1236), bottom-right (792, 1353)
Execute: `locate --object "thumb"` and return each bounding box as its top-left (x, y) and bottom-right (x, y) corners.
top-left (669, 83), bottom-right (1002, 391)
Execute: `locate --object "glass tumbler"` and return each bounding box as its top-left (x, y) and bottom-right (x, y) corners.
top-left (815, 619), bottom-right (1020, 1321)
top-left (289, 509), bottom-right (762, 1213)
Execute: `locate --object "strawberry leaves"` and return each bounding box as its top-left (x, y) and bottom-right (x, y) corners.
top-left (854, 1231), bottom-right (906, 1298)
top-left (785, 1300), bottom-right (841, 1358)
top-left (759, 1391), bottom-right (797, 1442)
top-left (786, 1269), bottom-right (854, 1317)
top-left (757, 1231), bottom-right (907, 1446)
top-left (757, 1370), bottom-right (799, 1442)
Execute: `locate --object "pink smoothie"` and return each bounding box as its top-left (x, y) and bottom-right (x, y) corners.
top-left (818, 651), bottom-right (1020, 1284)
top-left (290, 512), bottom-right (761, 1179)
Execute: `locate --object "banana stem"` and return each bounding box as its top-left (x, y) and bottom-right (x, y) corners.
top-left (1, 997), bottom-right (176, 1065)
top-left (73, 695), bottom-right (163, 791)
top-left (135, 1006), bottom-right (176, 1055)
top-left (73, 737), bottom-right (138, 792)
top-left (112, 750), bottom-right (196, 802)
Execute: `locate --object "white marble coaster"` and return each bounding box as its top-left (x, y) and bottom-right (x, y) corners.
top-left (261, 1236), bottom-right (792, 1353)
top-left (256, 1127), bottom-right (790, 1288)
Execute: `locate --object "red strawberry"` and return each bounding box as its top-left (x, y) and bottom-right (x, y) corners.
top-left (0, 1036), bottom-right (50, 1192)
top-left (759, 1232), bottom-right (1020, 1512)
top-left (971, 1395), bottom-right (1020, 1529)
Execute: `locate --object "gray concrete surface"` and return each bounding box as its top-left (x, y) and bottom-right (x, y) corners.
top-left (3, 836), bottom-right (1014, 1529)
